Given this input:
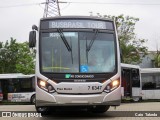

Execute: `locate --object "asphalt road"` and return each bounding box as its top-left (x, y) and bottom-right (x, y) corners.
top-left (0, 102), bottom-right (160, 120)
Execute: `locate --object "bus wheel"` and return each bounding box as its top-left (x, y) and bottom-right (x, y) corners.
top-left (133, 97), bottom-right (142, 102)
top-left (90, 105), bottom-right (110, 113)
top-left (31, 95), bottom-right (35, 104)
top-left (35, 106), bottom-right (51, 115)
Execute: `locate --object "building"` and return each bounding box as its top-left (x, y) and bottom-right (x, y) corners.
top-left (139, 51), bottom-right (157, 68)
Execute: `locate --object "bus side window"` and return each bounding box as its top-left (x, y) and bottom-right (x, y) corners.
top-left (8, 79), bottom-right (15, 93)
top-left (20, 79), bottom-right (32, 92)
top-left (142, 74), bottom-right (157, 90)
top-left (13, 79), bottom-right (20, 93)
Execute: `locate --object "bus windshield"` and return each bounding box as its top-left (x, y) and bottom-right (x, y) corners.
top-left (40, 31), bottom-right (116, 73)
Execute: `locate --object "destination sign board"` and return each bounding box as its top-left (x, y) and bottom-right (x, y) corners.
top-left (41, 19), bottom-right (113, 30)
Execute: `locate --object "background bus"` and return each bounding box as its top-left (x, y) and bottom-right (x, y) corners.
top-left (0, 73), bottom-right (35, 103)
top-left (141, 68), bottom-right (160, 100)
top-left (121, 63), bottom-right (142, 101)
top-left (29, 16), bottom-right (121, 114)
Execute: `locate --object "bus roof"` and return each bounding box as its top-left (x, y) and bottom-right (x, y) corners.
top-left (121, 63), bottom-right (140, 69)
top-left (40, 15), bottom-right (113, 22)
top-left (0, 73), bottom-right (35, 79)
top-left (141, 68), bottom-right (160, 73)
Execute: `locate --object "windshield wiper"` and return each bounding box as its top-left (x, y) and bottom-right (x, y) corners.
top-left (57, 28), bottom-right (73, 64)
top-left (86, 37), bottom-right (89, 63)
top-left (57, 28), bottom-right (72, 52)
top-left (69, 37), bottom-right (73, 64)
top-left (86, 29), bottom-right (99, 52)
top-left (86, 29), bottom-right (99, 63)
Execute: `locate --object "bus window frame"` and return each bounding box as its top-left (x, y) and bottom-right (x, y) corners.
top-left (142, 73), bottom-right (160, 90)
top-left (39, 29), bottom-right (118, 75)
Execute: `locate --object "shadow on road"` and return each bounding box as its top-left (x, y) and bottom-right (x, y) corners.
top-left (42, 110), bottom-right (115, 119)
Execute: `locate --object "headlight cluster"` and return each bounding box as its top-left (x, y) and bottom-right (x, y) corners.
top-left (103, 78), bottom-right (120, 93)
top-left (37, 79), bottom-right (55, 93)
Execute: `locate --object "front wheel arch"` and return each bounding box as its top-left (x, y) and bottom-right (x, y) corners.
top-left (30, 94), bottom-right (35, 104)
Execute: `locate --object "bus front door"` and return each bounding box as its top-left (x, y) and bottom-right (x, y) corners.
top-left (122, 69), bottom-right (132, 99)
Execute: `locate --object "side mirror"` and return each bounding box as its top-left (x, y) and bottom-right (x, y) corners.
top-left (29, 31), bottom-right (36, 48)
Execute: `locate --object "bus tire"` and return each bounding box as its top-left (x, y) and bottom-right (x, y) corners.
top-left (132, 97), bottom-right (142, 102)
top-left (90, 105), bottom-right (110, 113)
top-left (31, 94), bottom-right (35, 104)
top-left (35, 106), bottom-right (51, 115)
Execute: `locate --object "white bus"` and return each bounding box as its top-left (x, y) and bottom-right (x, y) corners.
top-left (121, 63), bottom-right (142, 101)
top-left (29, 16), bottom-right (121, 114)
top-left (141, 68), bottom-right (160, 100)
top-left (0, 73), bottom-right (35, 103)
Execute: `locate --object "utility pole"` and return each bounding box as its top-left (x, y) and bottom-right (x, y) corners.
top-left (43, 0), bottom-right (61, 18)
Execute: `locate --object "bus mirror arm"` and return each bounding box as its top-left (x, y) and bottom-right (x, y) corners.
top-left (32, 25), bottom-right (38, 31)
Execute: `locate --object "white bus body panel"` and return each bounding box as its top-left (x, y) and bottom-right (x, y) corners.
top-left (36, 86), bottom-right (121, 106)
top-left (132, 88), bottom-right (141, 96)
top-left (141, 68), bottom-right (160, 100)
top-left (0, 74), bottom-right (34, 79)
top-left (121, 87), bottom-right (141, 100)
top-left (141, 90), bottom-right (160, 100)
top-left (8, 92), bottom-right (35, 102)
top-left (121, 87), bottom-right (124, 97)
top-left (36, 74), bottom-right (121, 106)
top-left (132, 88), bottom-right (141, 98)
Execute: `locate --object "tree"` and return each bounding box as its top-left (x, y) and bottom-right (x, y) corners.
top-left (0, 38), bottom-right (35, 74)
top-left (154, 50), bottom-right (160, 68)
top-left (15, 42), bottom-right (35, 74)
top-left (96, 14), bottom-right (148, 64)
top-left (0, 38), bottom-right (17, 73)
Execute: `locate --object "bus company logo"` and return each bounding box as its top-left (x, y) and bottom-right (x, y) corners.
top-left (65, 74), bottom-right (94, 79)
top-left (65, 74), bottom-right (71, 78)
top-left (65, 74), bottom-right (75, 79)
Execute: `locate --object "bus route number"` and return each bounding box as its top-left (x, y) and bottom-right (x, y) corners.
top-left (88, 86), bottom-right (102, 91)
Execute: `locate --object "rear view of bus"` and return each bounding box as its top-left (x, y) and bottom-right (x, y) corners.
top-left (29, 16), bottom-right (121, 114)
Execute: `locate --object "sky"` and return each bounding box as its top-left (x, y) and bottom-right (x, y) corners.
top-left (0, 0), bottom-right (160, 51)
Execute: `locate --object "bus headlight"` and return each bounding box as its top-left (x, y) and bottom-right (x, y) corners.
top-left (112, 80), bottom-right (119, 87)
top-left (104, 79), bottom-right (120, 93)
top-left (38, 79), bottom-right (55, 93)
top-left (40, 80), bottom-right (46, 87)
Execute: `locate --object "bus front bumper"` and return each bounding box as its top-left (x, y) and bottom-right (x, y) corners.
top-left (36, 87), bottom-right (121, 107)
